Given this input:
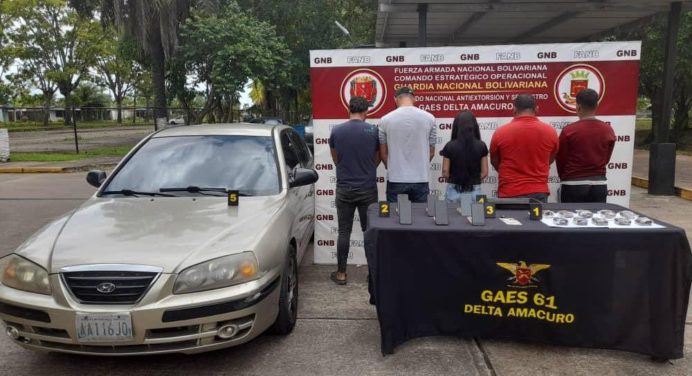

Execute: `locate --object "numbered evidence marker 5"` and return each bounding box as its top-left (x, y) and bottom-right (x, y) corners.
top-left (227, 190), bottom-right (239, 206)
top-left (485, 203), bottom-right (496, 218)
top-left (529, 203), bottom-right (542, 220)
top-left (378, 201), bottom-right (390, 217)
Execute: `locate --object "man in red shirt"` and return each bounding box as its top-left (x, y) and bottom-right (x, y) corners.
top-left (490, 94), bottom-right (558, 202)
top-left (556, 89), bottom-right (616, 202)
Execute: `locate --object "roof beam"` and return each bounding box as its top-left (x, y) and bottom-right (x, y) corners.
top-left (510, 11), bottom-right (582, 43)
top-left (379, 2), bottom-right (674, 14)
top-left (448, 0), bottom-right (502, 44)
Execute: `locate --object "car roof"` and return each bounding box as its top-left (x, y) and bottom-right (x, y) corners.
top-left (151, 123), bottom-right (285, 138)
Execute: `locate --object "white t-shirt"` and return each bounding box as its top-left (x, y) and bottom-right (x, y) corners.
top-left (378, 106), bottom-right (437, 183)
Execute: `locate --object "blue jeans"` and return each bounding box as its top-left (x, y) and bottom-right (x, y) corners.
top-left (386, 182), bottom-right (429, 203)
top-left (445, 184), bottom-right (482, 204)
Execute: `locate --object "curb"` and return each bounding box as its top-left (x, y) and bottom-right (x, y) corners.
top-left (631, 175), bottom-right (692, 201)
top-left (0, 163), bottom-right (118, 174)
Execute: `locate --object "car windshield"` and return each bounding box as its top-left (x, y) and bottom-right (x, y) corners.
top-left (104, 135), bottom-right (280, 196)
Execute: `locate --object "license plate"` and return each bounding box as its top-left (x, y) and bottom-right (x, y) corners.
top-left (75, 312), bottom-right (133, 342)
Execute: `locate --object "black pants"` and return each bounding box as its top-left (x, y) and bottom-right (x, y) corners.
top-left (560, 184), bottom-right (607, 203)
top-left (336, 186), bottom-right (378, 273)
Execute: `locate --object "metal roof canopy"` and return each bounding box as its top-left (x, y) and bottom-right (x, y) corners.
top-left (376, 0), bottom-right (692, 195)
top-left (376, 0), bottom-right (692, 47)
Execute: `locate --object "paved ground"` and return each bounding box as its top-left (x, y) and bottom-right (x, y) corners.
top-left (633, 149), bottom-right (692, 189)
top-left (0, 173), bottom-right (691, 375)
top-left (7, 126), bottom-right (154, 153)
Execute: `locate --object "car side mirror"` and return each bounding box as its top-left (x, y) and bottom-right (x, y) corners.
top-left (289, 168), bottom-right (319, 188)
top-left (86, 170), bottom-right (107, 188)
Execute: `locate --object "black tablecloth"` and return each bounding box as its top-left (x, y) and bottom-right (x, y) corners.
top-left (364, 203), bottom-right (692, 358)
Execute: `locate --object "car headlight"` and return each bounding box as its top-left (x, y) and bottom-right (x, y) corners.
top-left (0, 255), bottom-right (51, 295)
top-left (174, 252), bottom-right (260, 294)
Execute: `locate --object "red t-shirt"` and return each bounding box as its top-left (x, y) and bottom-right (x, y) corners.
top-left (489, 116), bottom-right (559, 197)
top-left (556, 118), bottom-right (616, 180)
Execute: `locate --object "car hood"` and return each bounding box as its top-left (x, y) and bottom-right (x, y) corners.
top-left (40, 196), bottom-right (284, 274)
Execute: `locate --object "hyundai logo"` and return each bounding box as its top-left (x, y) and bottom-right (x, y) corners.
top-left (96, 282), bottom-right (117, 294)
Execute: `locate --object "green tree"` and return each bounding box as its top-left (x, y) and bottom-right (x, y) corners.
top-left (83, 0), bottom-right (219, 129)
top-left (170, 3), bottom-right (289, 123)
top-left (238, 0), bottom-right (377, 122)
top-left (630, 12), bottom-right (692, 142)
top-left (5, 0), bottom-right (102, 125)
top-left (94, 28), bottom-right (139, 124)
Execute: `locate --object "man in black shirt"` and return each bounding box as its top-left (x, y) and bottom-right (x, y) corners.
top-left (329, 96), bottom-right (380, 285)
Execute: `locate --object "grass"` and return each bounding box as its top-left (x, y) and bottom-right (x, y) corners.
top-left (634, 116), bottom-right (692, 155)
top-left (3, 119), bottom-right (154, 132)
top-left (8, 145), bottom-right (134, 162)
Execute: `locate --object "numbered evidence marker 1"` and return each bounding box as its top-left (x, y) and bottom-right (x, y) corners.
top-left (399, 198), bottom-right (412, 225)
top-left (529, 203), bottom-right (542, 220)
top-left (484, 202), bottom-right (496, 218)
top-left (434, 199), bottom-right (448, 225)
top-left (378, 201), bottom-right (390, 217)
top-left (471, 202), bottom-right (485, 226)
top-left (227, 190), bottom-right (239, 206)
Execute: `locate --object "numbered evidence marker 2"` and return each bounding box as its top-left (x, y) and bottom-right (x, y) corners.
top-left (434, 199), bottom-right (448, 225)
top-left (378, 201), bottom-right (390, 217)
top-left (227, 190), bottom-right (239, 206)
top-left (484, 202), bottom-right (496, 218)
top-left (529, 203), bottom-right (542, 220)
top-left (399, 198), bottom-right (412, 225)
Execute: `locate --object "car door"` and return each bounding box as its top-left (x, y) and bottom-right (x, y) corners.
top-left (280, 130), bottom-right (314, 262)
top-left (288, 130), bottom-right (315, 258)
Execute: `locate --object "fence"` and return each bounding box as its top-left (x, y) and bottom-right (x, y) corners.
top-left (0, 105), bottom-right (297, 155)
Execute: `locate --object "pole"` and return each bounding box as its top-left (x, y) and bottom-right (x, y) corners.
top-left (418, 3), bottom-right (428, 47)
top-left (648, 1), bottom-right (681, 195)
top-left (72, 106), bottom-right (79, 154)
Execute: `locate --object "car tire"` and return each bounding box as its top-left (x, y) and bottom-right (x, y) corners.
top-left (271, 244), bottom-right (298, 335)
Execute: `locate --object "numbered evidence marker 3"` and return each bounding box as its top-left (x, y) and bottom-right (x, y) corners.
top-left (227, 190), bottom-right (239, 206)
top-left (434, 200), bottom-right (449, 225)
top-left (485, 203), bottom-right (496, 218)
top-left (529, 203), bottom-right (542, 220)
top-left (378, 201), bottom-right (390, 217)
top-left (399, 198), bottom-right (412, 225)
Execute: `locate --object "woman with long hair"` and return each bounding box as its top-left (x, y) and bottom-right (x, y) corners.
top-left (441, 111), bottom-right (489, 202)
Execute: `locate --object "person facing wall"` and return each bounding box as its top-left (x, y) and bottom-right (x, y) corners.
top-left (329, 96), bottom-right (380, 285)
top-left (378, 86), bottom-right (437, 203)
top-left (556, 88), bottom-right (616, 203)
top-left (489, 94), bottom-right (559, 203)
top-left (441, 111), bottom-right (488, 203)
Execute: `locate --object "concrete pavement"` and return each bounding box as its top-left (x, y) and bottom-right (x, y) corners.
top-left (0, 173), bottom-right (690, 375)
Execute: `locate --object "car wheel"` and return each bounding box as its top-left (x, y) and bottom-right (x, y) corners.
top-left (271, 244), bottom-right (298, 335)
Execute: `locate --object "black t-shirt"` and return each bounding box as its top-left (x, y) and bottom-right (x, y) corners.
top-left (440, 139), bottom-right (488, 189)
top-left (329, 120), bottom-right (380, 188)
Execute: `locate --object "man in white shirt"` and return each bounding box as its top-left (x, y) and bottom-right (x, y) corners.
top-left (378, 86), bottom-right (437, 202)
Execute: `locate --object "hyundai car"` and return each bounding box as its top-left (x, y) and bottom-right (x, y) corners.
top-left (0, 123), bottom-right (317, 355)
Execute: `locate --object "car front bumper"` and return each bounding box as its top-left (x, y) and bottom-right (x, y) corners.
top-left (0, 271), bottom-right (281, 355)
